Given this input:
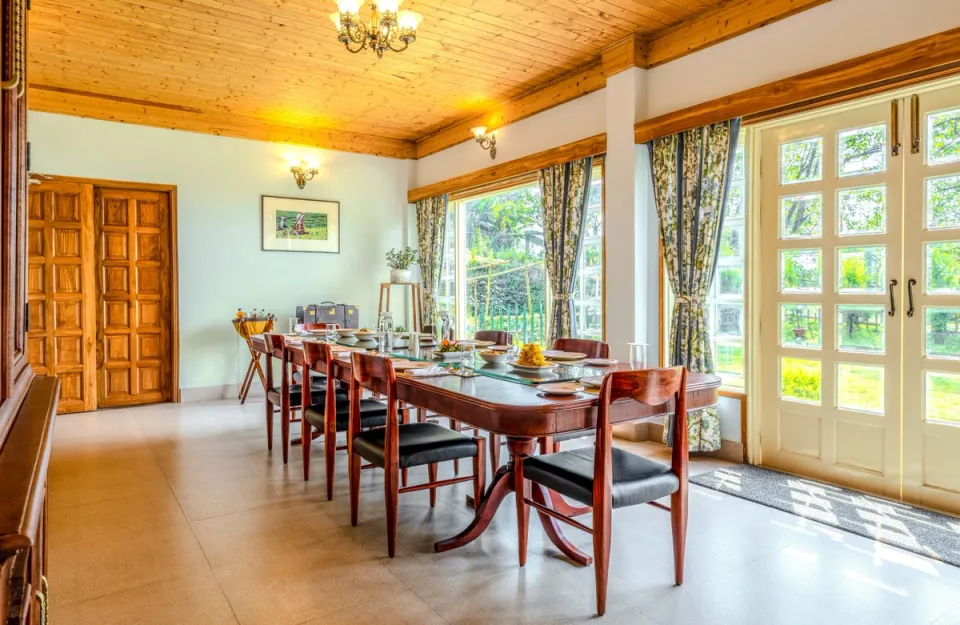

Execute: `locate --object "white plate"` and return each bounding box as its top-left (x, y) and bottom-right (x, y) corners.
top-left (432, 350), bottom-right (465, 361)
top-left (336, 328), bottom-right (356, 337)
top-left (580, 375), bottom-right (605, 388)
top-left (507, 361), bottom-right (558, 372)
top-left (583, 358), bottom-right (617, 367)
top-left (473, 340), bottom-right (495, 347)
top-left (392, 361), bottom-right (433, 371)
top-left (536, 382), bottom-right (584, 396)
top-left (354, 332), bottom-right (377, 340)
top-left (542, 350), bottom-right (587, 361)
top-left (489, 344), bottom-right (511, 352)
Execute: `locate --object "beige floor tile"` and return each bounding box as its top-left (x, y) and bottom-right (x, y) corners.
top-left (49, 491), bottom-right (188, 543)
top-left (48, 464), bottom-right (173, 510)
top-left (191, 500), bottom-right (345, 569)
top-left (49, 522), bottom-right (212, 606)
top-left (212, 541), bottom-right (401, 625)
top-left (170, 470), bottom-right (322, 521)
top-left (48, 572), bottom-right (238, 625)
top-left (299, 589), bottom-right (448, 625)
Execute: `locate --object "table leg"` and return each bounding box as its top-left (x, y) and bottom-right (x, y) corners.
top-left (530, 482), bottom-right (593, 566)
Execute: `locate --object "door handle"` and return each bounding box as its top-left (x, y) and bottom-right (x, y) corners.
top-left (907, 278), bottom-right (916, 318)
top-left (888, 279), bottom-right (898, 317)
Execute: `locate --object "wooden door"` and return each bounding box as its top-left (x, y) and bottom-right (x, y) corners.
top-left (96, 187), bottom-right (172, 407)
top-left (26, 181), bottom-right (97, 413)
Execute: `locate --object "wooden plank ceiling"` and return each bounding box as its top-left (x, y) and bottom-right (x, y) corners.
top-left (27, 0), bottom-right (829, 158)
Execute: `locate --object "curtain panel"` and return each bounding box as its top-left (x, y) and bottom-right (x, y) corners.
top-left (651, 119), bottom-right (741, 452)
top-left (416, 194), bottom-right (448, 327)
top-left (538, 156), bottom-right (594, 346)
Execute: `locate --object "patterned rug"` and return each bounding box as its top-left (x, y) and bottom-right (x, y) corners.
top-left (690, 464), bottom-right (960, 567)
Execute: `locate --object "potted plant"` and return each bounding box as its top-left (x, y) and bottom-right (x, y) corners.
top-left (386, 247), bottom-right (418, 283)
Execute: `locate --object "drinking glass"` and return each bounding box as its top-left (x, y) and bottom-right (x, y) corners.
top-left (628, 343), bottom-right (649, 369)
top-left (461, 342), bottom-right (475, 371)
top-left (326, 325), bottom-right (338, 343)
top-left (287, 317), bottom-right (299, 334)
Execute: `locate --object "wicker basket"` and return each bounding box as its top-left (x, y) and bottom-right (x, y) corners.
top-left (232, 317), bottom-right (275, 340)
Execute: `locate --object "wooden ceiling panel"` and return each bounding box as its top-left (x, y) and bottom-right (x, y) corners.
top-left (28, 0), bottom-right (829, 157)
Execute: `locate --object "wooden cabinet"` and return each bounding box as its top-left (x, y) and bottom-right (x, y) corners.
top-left (2, 0), bottom-right (59, 623)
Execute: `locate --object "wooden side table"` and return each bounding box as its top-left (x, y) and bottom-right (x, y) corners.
top-left (378, 282), bottom-right (423, 331)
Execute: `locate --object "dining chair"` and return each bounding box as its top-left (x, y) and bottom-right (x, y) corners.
top-left (348, 351), bottom-right (486, 557)
top-left (546, 338), bottom-right (611, 454)
top-left (251, 335), bottom-right (278, 450)
top-left (264, 333), bottom-right (334, 463)
top-left (445, 329), bottom-right (512, 474)
top-left (515, 367), bottom-right (688, 616)
top-left (300, 342), bottom-right (390, 499)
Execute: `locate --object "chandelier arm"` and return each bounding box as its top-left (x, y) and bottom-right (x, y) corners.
top-left (386, 39), bottom-right (409, 53)
top-left (348, 20), bottom-right (368, 44)
top-left (344, 39), bottom-right (367, 53)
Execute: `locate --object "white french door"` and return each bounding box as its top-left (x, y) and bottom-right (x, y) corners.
top-left (758, 79), bottom-right (960, 513)
top-left (759, 99), bottom-right (904, 499)
top-left (902, 84), bottom-right (960, 513)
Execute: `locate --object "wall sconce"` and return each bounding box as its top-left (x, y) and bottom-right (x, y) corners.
top-left (470, 126), bottom-right (497, 159)
top-left (289, 160), bottom-right (319, 189)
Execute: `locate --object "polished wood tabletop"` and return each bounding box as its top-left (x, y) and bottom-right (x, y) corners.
top-left (271, 337), bottom-right (721, 564)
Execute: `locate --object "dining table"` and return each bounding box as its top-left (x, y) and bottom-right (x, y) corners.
top-left (276, 334), bottom-right (721, 565)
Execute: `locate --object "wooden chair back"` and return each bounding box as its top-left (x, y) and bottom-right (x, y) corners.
top-left (300, 341), bottom-right (338, 417)
top-left (553, 338), bottom-right (609, 359)
top-left (349, 352), bottom-right (399, 453)
top-left (595, 367), bottom-right (688, 508)
top-left (264, 333), bottom-right (287, 359)
top-left (475, 330), bottom-right (512, 345)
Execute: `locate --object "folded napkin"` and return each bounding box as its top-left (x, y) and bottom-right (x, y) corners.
top-left (407, 366), bottom-right (451, 378)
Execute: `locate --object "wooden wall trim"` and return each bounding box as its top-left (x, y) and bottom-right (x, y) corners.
top-left (634, 27), bottom-right (960, 144)
top-left (408, 134), bottom-right (606, 203)
top-left (645, 0), bottom-right (832, 68)
top-left (415, 63), bottom-right (606, 160)
top-left (29, 87), bottom-right (418, 160)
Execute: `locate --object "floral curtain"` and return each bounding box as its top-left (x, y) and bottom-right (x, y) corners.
top-left (416, 195), bottom-right (448, 327)
top-left (538, 157), bottom-right (593, 346)
top-left (652, 119), bottom-right (741, 452)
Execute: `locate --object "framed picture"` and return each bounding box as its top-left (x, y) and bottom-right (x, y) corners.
top-left (261, 195), bottom-right (341, 253)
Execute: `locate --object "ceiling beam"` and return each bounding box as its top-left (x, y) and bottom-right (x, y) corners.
top-left (645, 0), bottom-right (834, 68)
top-left (28, 86), bottom-right (417, 159)
top-left (601, 33), bottom-right (648, 78)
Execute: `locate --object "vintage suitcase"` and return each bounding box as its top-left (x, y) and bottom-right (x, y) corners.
top-left (316, 302), bottom-right (341, 325)
top-left (339, 303), bottom-right (359, 328)
top-left (296, 305), bottom-right (317, 325)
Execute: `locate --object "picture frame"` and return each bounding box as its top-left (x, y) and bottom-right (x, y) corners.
top-left (261, 195), bottom-right (341, 253)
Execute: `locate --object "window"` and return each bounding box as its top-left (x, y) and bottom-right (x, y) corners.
top-left (710, 140), bottom-right (747, 388)
top-left (436, 164), bottom-right (604, 345)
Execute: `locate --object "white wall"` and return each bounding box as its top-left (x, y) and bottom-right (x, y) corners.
top-left (29, 112), bottom-right (413, 398)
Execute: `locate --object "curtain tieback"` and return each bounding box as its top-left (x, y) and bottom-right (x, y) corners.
top-left (674, 295), bottom-right (704, 306)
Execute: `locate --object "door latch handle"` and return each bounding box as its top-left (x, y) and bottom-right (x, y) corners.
top-left (888, 279), bottom-right (898, 317)
top-left (907, 278), bottom-right (916, 318)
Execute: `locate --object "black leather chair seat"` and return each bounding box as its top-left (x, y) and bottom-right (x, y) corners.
top-left (303, 399), bottom-right (389, 432)
top-left (554, 428), bottom-right (593, 443)
top-left (523, 447), bottom-right (679, 509)
top-left (267, 384), bottom-right (345, 407)
top-left (353, 422), bottom-right (479, 469)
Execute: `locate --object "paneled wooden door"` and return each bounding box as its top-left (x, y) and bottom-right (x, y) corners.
top-left (96, 187), bottom-right (172, 408)
top-left (27, 181), bottom-right (98, 413)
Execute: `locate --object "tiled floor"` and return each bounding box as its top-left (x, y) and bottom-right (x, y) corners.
top-left (49, 400), bottom-right (960, 624)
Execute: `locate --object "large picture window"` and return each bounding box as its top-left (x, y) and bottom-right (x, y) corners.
top-left (436, 164), bottom-right (604, 345)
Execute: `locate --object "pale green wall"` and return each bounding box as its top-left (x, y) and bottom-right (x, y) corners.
top-left (28, 112), bottom-right (414, 397)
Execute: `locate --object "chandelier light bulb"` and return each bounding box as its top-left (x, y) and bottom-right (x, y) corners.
top-left (336, 0), bottom-right (362, 14)
top-left (397, 10), bottom-right (422, 30)
top-left (471, 126), bottom-right (487, 138)
top-left (329, 12), bottom-right (342, 29)
top-left (377, 0), bottom-right (402, 12)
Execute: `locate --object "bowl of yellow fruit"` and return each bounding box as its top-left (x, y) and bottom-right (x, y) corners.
top-left (507, 343), bottom-right (557, 372)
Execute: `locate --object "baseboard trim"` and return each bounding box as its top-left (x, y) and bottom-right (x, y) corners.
top-left (179, 383), bottom-right (264, 403)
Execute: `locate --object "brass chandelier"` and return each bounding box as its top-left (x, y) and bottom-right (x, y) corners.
top-left (330, 0), bottom-right (423, 59)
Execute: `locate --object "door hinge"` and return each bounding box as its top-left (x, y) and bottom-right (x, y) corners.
top-left (24, 302), bottom-right (29, 333)
top-left (26, 142), bottom-right (30, 172)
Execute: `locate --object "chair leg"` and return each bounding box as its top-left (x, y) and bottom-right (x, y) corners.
top-left (349, 452), bottom-right (361, 527)
top-left (302, 424), bottom-right (312, 481)
top-left (324, 429), bottom-right (337, 501)
top-left (384, 463), bottom-right (400, 558)
top-left (428, 463), bottom-right (438, 508)
top-left (671, 485), bottom-right (688, 585)
top-left (474, 436), bottom-right (486, 506)
top-left (401, 407), bottom-right (410, 488)
top-left (265, 397), bottom-right (274, 451)
top-left (490, 433), bottom-right (500, 473)
top-left (593, 493), bottom-right (612, 616)
top-left (553, 440), bottom-right (561, 454)
top-left (451, 419), bottom-right (462, 475)
top-left (514, 454), bottom-right (529, 567)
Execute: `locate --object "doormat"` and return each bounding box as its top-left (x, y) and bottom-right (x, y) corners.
top-left (690, 464), bottom-right (960, 567)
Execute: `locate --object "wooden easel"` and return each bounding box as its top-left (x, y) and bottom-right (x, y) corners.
top-left (377, 282), bottom-right (423, 331)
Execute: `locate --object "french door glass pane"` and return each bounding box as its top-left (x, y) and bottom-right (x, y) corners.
top-left (780, 303), bottom-right (822, 349)
top-left (719, 226), bottom-right (743, 260)
top-left (927, 108), bottom-right (960, 165)
top-left (716, 343), bottom-right (744, 381)
top-left (925, 371), bottom-right (960, 424)
top-left (837, 363), bottom-right (885, 413)
top-left (726, 185), bottom-right (744, 219)
top-left (718, 267), bottom-right (743, 296)
top-left (837, 305), bottom-right (885, 353)
top-left (781, 137), bottom-right (823, 184)
top-left (838, 124), bottom-right (886, 177)
top-left (838, 186), bottom-right (886, 235)
top-left (838, 246), bottom-right (886, 293)
top-left (781, 249), bottom-right (822, 292)
top-left (925, 174), bottom-right (960, 230)
top-left (925, 308), bottom-right (960, 359)
top-left (781, 357), bottom-right (822, 404)
top-left (926, 241), bottom-right (960, 293)
top-left (780, 193), bottom-right (822, 238)
top-left (716, 304), bottom-right (743, 338)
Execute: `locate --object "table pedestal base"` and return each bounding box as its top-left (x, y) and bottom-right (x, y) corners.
top-left (435, 437), bottom-right (593, 566)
